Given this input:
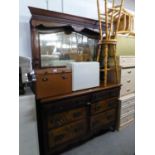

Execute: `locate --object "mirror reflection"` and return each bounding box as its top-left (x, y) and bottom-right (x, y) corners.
top-left (39, 31), bottom-right (97, 67)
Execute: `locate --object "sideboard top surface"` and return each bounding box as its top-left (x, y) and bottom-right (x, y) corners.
top-left (39, 83), bottom-right (121, 103)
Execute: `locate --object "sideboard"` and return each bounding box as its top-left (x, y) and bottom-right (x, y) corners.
top-left (36, 84), bottom-right (121, 155)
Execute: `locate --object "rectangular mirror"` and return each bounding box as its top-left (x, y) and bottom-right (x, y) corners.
top-left (39, 31), bottom-right (98, 67)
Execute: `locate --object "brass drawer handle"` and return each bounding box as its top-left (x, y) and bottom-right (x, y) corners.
top-left (127, 80), bottom-right (131, 83)
top-left (42, 77), bottom-right (48, 81)
top-left (128, 71), bottom-right (132, 74)
top-left (87, 102), bottom-right (91, 105)
top-left (127, 89), bottom-right (130, 92)
top-left (62, 75), bottom-right (67, 80)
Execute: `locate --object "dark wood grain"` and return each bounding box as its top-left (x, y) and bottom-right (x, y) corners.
top-left (36, 84), bottom-right (120, 155)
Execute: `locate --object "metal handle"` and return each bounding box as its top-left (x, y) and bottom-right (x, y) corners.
top-left (42, 77), bottom-right (48, 81)
top-left (127, 89), bottom-right (130, 92)
top-left (127, 80), bottom-right (131, 83)
top-left (128, 71), bottom-right (131, 74)
top-left (61, 74), bottom-right (67, 80)
top-left (87, 102), bottom-right (91, 105)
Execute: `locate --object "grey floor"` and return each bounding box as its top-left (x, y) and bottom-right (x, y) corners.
top-left (62, 123), bottom-right (135, 155)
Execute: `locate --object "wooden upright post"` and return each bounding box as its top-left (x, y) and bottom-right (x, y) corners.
top-left (96, 0), bottom-right (103, 62)
top-left (104, 0), bottom-right (109, 86)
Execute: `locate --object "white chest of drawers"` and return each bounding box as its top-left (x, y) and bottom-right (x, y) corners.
top-left (117, 56), bottom-right (135, 130)
top-left (118, 93), bottom-right (135, 129)
top-left (120, 67), bottom-right (135, 96)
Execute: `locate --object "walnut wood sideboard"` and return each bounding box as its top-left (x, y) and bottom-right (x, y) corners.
top-left (36, 84), bottom-right (121, 155)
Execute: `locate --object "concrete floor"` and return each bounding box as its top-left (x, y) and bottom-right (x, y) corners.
top-left (62, 123), bottom-right (135, 155)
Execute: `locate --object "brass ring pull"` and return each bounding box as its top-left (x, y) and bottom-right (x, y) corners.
top-left (128, 71), bottom-right (131, 74)
top-left (42, 77), bottom-right (48, 81)
top-left (127, 80), bottom-right (131, 83)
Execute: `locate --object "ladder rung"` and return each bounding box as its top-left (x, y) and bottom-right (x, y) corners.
top-left (100, 13), bottom-right (111, 17)
top-left (114, 5), bottom-right (121, 8)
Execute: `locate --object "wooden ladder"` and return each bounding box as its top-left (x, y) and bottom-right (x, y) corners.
top-left (96, 0), bottom-right (125, 86)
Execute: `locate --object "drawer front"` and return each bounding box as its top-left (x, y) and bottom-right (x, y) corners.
top-left (120, 95), bottom-right (135, 107)
top-left (120, 81), bottom-right (135, 96)
top-left (92, 88), bottom-right (120, 102)
top-left (91, 99), bottom-right (118, 114)
top-left (121, 68), bottom-right (135, 83)
top-left (121, 104), bottom-right (135, 116)
top-left (91, 109), bottom-right (116, 131)
top-left (43, 94), bottom-right (90, 113)
top-left (48, 107), bottom-right (87, 129)
top-left (120, 112), bottom-right (135, 125)
top-left (119, 56), bottom-right (135, 67)
top-left (48, 119), bottom-right (87, 148)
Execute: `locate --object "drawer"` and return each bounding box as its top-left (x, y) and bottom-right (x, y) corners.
top-left (120, 112), bottom-right (134, 125)
top-left (48, 107), bottom-right (87, 129)
top-left (120, 94), bottom-right (135, 107)
top-left (91, 98), bottom-right (118, 114)
top-left (48, 119), bottom-right (87, 148)
top-left (121, 68), bottom-right (135, 83)
top-left (121, 104), bottom-right (135, 116)
top-left (119, 56), bottom-right (135, 67)
top-left (120, 82), bottom-right (135, 96)
top-left (91, 109), bottom-right (116, 131)
top-left (43, 94), bottom-right (90, 113)
top-left (92, 88), bottom-right (120, 102)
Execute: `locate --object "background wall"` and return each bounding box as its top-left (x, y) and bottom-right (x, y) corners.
top-left (19, 0), bottom-right (135, 58)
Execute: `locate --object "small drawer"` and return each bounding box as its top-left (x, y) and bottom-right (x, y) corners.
top-left (121, 68), bottom-right (134, 81)
top-left (120, 82), bottom-right (135, 96)
top-left (48, 119), bottom-right (87, 148)
top-left (119, 56), bottom-right (135, 67)
top-left (43, 94), bottom-right (89, 113)
top-left (91, 109), bottom-right (116, 131)
top-left (91, 99), bottom-right (118, 114)
top-left (120, 112), bottom-right (135, 125)
top-left (92, 88), bottom-right (120, 102)
top-left (48, 107), bottom-right (87, 129)
top-left (120, 95), bottom-right (135, 107)
top-left (121, 104), bottom-right (135, 116)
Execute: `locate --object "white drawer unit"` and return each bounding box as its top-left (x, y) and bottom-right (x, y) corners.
top-left (120, 93), bottom-right (135, 107)
top-left (120, 112), bottom-right (135, 129)
top-left (120, 67), bottom-right (135, 97)
top-left (121, 104), bottom-right (135, 116)
top-left (118, 56), bottom-right (135, 68)
top-left (120, 111), bottom-right (135, 125)
top-left (117, 93), bottom-right (135, 130)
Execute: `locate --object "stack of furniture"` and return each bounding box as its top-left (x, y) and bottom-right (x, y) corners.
top-left (29, 7), bottom-right (121, 155)
top-left (117, 56), bottom-right (135, 130)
